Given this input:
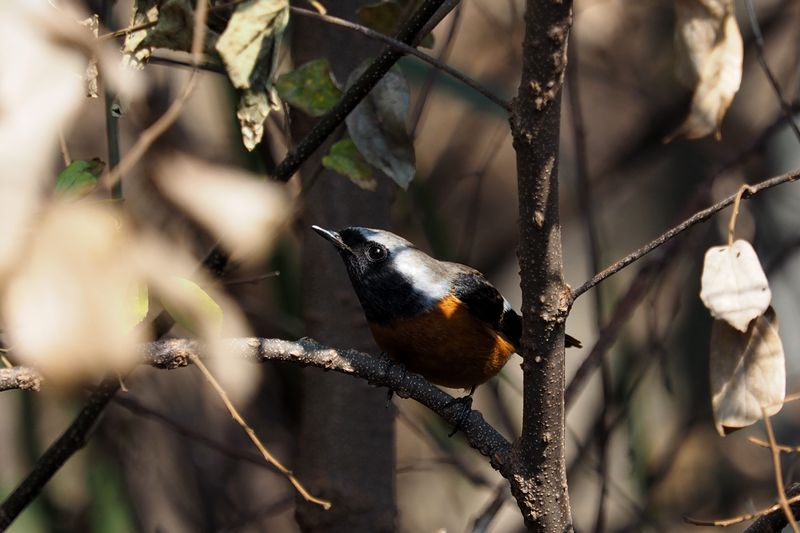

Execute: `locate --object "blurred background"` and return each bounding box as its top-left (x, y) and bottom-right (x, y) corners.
top-left (1, 0), bottom-right (799, 531)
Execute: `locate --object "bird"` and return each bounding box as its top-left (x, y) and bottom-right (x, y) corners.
top-left (312, 225), bottom-right (581, 391)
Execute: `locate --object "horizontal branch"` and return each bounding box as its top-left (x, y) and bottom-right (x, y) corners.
top-left (0, 339), bottom-right (513, 469)
top-left (572, 167), bottom-right (800, 300)
top-left (0, 367), bottom-right (42, 392)
top-left (145, 337), bottom-right (512, 466)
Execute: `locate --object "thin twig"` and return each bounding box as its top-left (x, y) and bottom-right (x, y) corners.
top-left (745, 484), bottom-right (800, 532)
top-left (188, 354), bottom-right (330, 509)
top-left (470, 483), bottom-right (509, 533)
top-left (289, 7), bottom-right (509, 112)
top-left (763, 408), bottom-right (800, 532)
top-left (728, 184), bottom-right (755, 246)
top-left (743, 0), bottom-right (800, 143)
top-left (571, 167), bottom-right (800, 301)
top-left (57, 130), bottom-right (71, 167)
top-left (273, 0), bottom-right (454, 181)
top-left (112, 395), bottom-right (277, 471)
top-left (750, 437), bottom-right (800, 453)
top-left (0, 367), bottom-right (42, 392)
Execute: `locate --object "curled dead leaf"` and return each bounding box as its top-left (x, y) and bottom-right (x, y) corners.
top-left (710, 308), bottom-right (785, 436)
top-left (669, 0), bottom-right (742, 140)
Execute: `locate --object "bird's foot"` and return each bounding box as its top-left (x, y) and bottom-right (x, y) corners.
top-left (445, 386), bottom-right (476, 437)
top-left (383, 355), bottom-right (406, 408)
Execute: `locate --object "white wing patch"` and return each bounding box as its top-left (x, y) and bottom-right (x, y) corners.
top-left (502, 298), bottom-right (513, 312)
top-left (393, 249), bottom-right (449, 302)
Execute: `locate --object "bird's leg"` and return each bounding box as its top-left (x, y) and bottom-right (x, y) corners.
top-left (446, 386), bottom-right (476, 437)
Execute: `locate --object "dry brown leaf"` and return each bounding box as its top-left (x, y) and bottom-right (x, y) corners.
top-left (2, 203), bottom-right (148, 386)
top-left (154, 154), bottom-right (292, 264)
top-left (215, 0), bottom-right (288, 150)
top-left (700, 240), bottom-right (771, 332)
top-left (710, 308), bottom-right (785, 436)
top-left (669, 0), bottom-right (742, 140)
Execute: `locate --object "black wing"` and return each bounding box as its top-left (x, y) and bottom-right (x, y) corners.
top-left (450, 265), bottom-right (581, 349)
top-left (450, 268), bottom-right (521, 349)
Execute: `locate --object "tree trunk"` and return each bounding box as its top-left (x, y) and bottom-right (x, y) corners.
top-left (292, 2), bottom-right (396, 531)
top-left (508, 1), bottom-right (575, 530)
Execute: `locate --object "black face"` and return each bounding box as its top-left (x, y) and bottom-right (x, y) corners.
top-left (311, 226), bottom-right (428, 323)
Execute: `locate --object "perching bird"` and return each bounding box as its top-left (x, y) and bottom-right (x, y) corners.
top-left (312, 226), bottom-right (581, 390)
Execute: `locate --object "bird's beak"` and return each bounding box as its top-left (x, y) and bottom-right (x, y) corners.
top-left (311, 225), bottom-right (352, 253)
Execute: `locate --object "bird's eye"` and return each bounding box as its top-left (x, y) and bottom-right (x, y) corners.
top-left (366, 244), bottom-right (387, 262)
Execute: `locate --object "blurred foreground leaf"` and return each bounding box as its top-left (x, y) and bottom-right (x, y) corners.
top-left (323, 138), bottom-right (376, 191)
top-left (160, 276), bottom-right (223, 336)
top-left (345, 63), bottom-right (415, 189)
top-left (276, 58), bottom-right (342, 117)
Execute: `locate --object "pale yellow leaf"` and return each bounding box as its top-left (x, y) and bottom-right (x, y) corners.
top-left (710, 308), bottom-right (785, 436)
top-left (670, 0), bottom-right (742, 140)
top-left (155, 154), bottom-right (292, 263)
top-left (700, 240), bottom-right (771, 332)
top-left (214, 0), bottom-right (289, 89)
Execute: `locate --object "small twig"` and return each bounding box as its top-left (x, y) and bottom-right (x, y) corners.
top-left (572, 167), bottom-right (800, 301)
top-left (728, 184), bottom-right (755, 246)
top-left (57, 130), bottom-right (71, 167)
top-left (745, 484), bottom-right (800, 532)
top-left (188, 353), bottom-right (331, 509)
top-left (289, 7), bottom-right (509, 112)
top-left (223, 271), bottom-right (280, 286)
top-left (273, 0), bottom-right (453, 182)
top-left (470, 483), bottom-right (510, 533)
top-left (685, 479), bottom-right (800, 527)
top-left (112, 395), bottom-right (277, 471)
top-left (749, 437), bottom-right (800, 453)
top-left (743, 0), bottom-right (800, 144)
top-left (763, 408), bottom-right (800, 532)
top-left (99, 19), bottom-right (158, 40)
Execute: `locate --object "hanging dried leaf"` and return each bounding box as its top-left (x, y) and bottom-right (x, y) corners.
top-left (669, 0), bottom-right (742, 140)
top-left (322, 137), bottom-right (376, 191)
top-left (122, 0), bottom-right (218, 69)
top-left (345, 63), bottom-right (416, 189)
top-left (700, 239), bottom-right (771, 332)
top-left (710, 308), bottom-right (785, 436)
top-left (215, 0), bottom-right (289, 150)
top-left (155, 154), bottom-right (292, 263)
top-left (275, 58), bottom-right (342, 117)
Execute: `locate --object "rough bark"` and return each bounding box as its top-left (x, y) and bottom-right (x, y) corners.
top-left (291, 2), bottom-right (396, 531)
top-left (509, 1), bottom-right (574, 531)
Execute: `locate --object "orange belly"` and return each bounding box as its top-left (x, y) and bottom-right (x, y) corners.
top-left (368, 295), bottom-right (516, 389)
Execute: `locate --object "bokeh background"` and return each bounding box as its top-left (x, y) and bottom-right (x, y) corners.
top-left (1, 0), bottom-right (800, 531)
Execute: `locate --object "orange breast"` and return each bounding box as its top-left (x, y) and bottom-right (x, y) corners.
top-left (368, 295), bottom-right (516, 389)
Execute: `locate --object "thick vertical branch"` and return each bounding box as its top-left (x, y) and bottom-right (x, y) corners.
top-left (508, 1), bottom-right (574, 531)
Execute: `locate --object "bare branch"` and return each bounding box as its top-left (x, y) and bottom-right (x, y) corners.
top-left (572, 167), bottom-right (800, 301)
top-left (0, 367), bottom-right (42, 392)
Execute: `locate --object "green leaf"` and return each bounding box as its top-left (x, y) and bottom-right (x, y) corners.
top-left (129, 283), bottom-right (149, 327)
top-left (345, 62), bottom-right (416, 189)
top-left (161, 277), bottom-right (223, 336)
top-left (276, 58), bottom-right (343, 117)
top-left (55, 158), bottom-right (104, 199)
top-left (357, 1), bottom-right (434, 48)
top-left (323, 138), bottom-right (376, 191)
